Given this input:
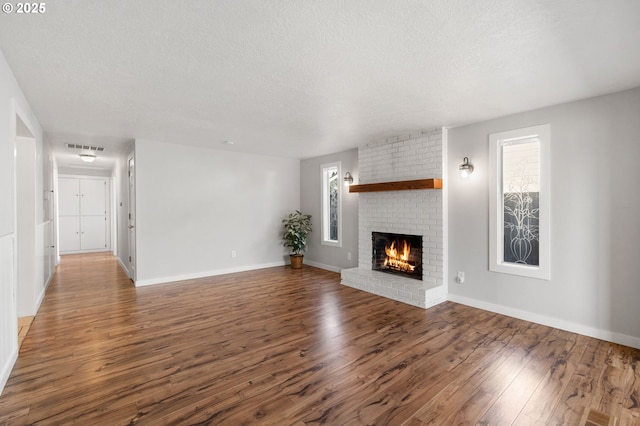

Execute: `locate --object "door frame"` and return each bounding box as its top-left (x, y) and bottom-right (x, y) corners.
top-left (57, 174), bottom-right (111, 254)
top-left (127, 155), bottom-right (136, 282)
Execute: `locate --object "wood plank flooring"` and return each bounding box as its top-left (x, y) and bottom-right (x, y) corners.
top-left (0, 253), bottom-right (639, 425)
top-left (17, 317), bottom-right (33, 349)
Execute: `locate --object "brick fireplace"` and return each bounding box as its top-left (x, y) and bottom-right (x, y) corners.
top-left (341, 129), bottom-right (447, 308)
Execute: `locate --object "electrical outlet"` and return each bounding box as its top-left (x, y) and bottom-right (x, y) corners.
top-left (231, 250), bottom-right (237, 258)
top-left (347, 252), bottom-right (352, 260)
top-left (456, 271), bottom-right (465, 284)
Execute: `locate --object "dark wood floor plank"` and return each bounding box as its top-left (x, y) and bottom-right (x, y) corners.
top-left (547, 338), bottom-right (612, 425)
top-left (0, 253), bottom-right (639, 425)
top-left (476, 328), bottom-right (576, 425)
top-left (515, 332), bottom-right (586, 424)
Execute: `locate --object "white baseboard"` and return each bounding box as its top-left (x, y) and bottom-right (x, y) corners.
top-left (34, 286), bottom-right (46, 315)
top-left (425, 285), bottom-right (448, 309)
top-left (304, 260), bottom-right (342, 273)
top-left (34, 270), bottom-right (55, 315)
top-left (134, 261), bottom-right (287, 287)
top-left (116, 256), bottom-right (130, 278)
top-left (60, 248), bottom-right (111, 255)
top-left (425, 294), bottom-right (447, 309)
top-left (448, 294), bottom-right (640, 350)
top-left (0, 346), bottom-right (18, 396)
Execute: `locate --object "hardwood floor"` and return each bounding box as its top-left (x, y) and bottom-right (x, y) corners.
top-left (17, 317), bottom-right (33, 349)
top-left (0, 253), bottom-right (638, 425)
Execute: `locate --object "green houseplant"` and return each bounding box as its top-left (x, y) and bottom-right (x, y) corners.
top-left (282, 210), bottom-right (312, 269)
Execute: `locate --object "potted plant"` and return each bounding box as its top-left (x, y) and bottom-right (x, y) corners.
top-left (282, 210), bottom-right (312, 269)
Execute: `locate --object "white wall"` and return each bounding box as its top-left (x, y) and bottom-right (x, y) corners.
top-left (16, 137), bottom-right (36, 317)
top-left (15, 131), bottom-right (53, 318)
top-left (57, 166), bottom-right (112, 177)
top-left (0, 234), bottom-right (15, 394)
top-left (0, 49), bottom-right (45, 394)
top-left (134, 139), bottom-right (300, 286)
top-left (448, 86), bottom-right (640, 349)
top-left (300, 148), bottom-right (358, 272)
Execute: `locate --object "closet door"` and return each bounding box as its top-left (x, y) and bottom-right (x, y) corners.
top-left (80, 179), bottom-right (106, 216)
top-left (58, 177), bottom-right (80, 252)
top-left (59, 216), bottom-right (80, 252)
top-left (58, 178), bottom-right (79, 216)
top-left (58, 176), bottom-right (108, 253)
top-left (79, 179), bottom-right (106, 250)
top-left (80, 216), bottom-right (106, 250)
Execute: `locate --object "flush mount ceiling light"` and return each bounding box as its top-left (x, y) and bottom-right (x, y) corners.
top-left (459, 157), bottom-right (474, 177)
top-left (344, 171), bottom-right (354, 186)
top-left (79, 153), bottom-right (96, 163)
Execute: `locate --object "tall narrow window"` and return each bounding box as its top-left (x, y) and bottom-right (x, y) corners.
top-left (321, 162), bottom-right (341, 247)
top-left (490, 124), bottom-right (550, 279)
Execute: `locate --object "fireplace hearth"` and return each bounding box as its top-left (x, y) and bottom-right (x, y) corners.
top-left (372, 232), bottom-right (423, 280)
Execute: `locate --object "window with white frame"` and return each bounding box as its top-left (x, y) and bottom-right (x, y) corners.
top-left (321, 162), bottom-right (341, 247)
top-left (489, 124), bottom-right (550, 279)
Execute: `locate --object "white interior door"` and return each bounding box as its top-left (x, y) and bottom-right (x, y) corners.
top-left (58, 177), bottom-right (80, 253)
top-left (58, 176), bottom-right (109, 254)
top-left (128, 156), bottom-right (136, 280)
top-left (58, 178), bottom-right (79, 216)
top-left (58, 216), bottom-right (80, 252)
top-left (80, 179), bottom-right (106, 216)
top-left (80, 216), bottom-right (106, 250)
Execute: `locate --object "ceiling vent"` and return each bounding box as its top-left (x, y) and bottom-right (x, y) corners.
top-left (65, 143), bottom-right (104, 151)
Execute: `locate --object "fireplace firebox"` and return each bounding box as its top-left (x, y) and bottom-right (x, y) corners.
top-left (372, 232), bottom-right (423, 280)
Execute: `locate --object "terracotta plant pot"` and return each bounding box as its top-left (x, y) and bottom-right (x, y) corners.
top-left (290, 254), bottom-right (304, 269)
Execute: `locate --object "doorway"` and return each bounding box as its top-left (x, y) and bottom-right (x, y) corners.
top-left (58, 176), bottom-right (110, 253)
top-left (14, 116), bottom-right (37, 329)
top-left (127, 155), bottom-right (136, 281)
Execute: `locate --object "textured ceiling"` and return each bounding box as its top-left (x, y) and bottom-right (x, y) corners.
top-left (1, 0), bottom-right (640, 169)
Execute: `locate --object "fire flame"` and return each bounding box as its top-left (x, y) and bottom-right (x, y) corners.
top-left (383, 240), bottom-right (415, 272)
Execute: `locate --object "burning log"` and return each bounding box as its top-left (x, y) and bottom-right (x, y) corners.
top-left (383, 240), bottom-right (415, 272)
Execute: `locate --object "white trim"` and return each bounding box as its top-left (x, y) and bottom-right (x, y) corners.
top-left (320, 161), bottom-right (342, 248)
top-left (110, 176), bottom-right (117, 257)
top-left (33, 261), bottom-right (54, 315)
top-left (441, 128), bottom-right (449, 303)
top-left (425, 285), bottom-right (447, 308)
top-left (45, 264), bottom-right (54, 290)
top-left (0, 232), bottom-right (17, 396)
top-left (58, 173), bottom-right (110, 180)
top-left (304, 260), bottom-right (342, 273)
top-left (448, 294), bottom-right (640, 350)
top-left (0, 346), bottom-right (18, 396)
top-left (116, 256), bottom-right (130, 277)
top-left (489, 124), bottom-right (550, 280)
top-left (127, 153), bottom-right (136, 282)
top-left (134, 261), bottom-right (286, 287)
top-left (57, 175), bottom-right (112, 254)
top-left (53, 164), bottom-right (60, 265)
top-left (59, 249), bottom-right (111, 255)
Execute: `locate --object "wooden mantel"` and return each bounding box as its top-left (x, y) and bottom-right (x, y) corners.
top-left (348, 178), bottom-right (442, 193)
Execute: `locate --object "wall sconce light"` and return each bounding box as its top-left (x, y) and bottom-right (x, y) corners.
top-left (79, 153), bottom-right (96, 163)
top-left (344, 171), bottom-right (354, 186)
top-left (459, 157), bottom-right (474, 177)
